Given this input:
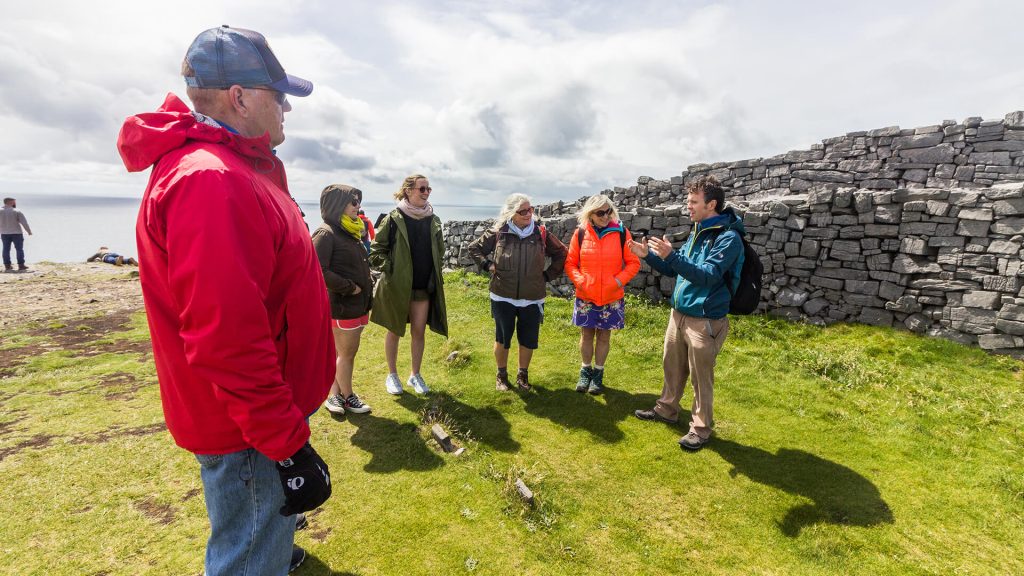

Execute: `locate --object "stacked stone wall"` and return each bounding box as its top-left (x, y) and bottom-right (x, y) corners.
top-left (442, 111), bottom-right (1024, 357)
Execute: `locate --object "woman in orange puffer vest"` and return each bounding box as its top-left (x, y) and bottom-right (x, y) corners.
top-left (565, 194), bottom-right (641, 394)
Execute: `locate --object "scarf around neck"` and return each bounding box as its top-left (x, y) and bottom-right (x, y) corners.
top-left (397, 198), bottom-right (434, 220)
top-left (507, 219), bottom-right (536, 239)
top-left (340, 214), bottom-right (365, 240)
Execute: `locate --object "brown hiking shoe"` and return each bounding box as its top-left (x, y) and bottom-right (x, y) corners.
top-left (516, 369), bottom-right (531, 391)
top-left (496, 371), bottom-right (511, 391)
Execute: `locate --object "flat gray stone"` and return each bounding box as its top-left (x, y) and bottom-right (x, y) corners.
top-left (957, 208), bottom-right (994, 221)
top-left (978, 334), bottom-right (1017, 350)
top-left (899, 144), bottom-right (956, 164)
top-left (962, 290), bottom-right (1001, 309)
top-left (859, 308), bottom-right (894, 327)
top-left (885, 295), bottom-right (922, 313)
top-left (992, 218), bottom-right (1024, 235)
top-left (892, 254), bottom-right (942, 274)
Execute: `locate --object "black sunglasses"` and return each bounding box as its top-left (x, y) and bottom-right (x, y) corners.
top-left (593, 208), bottom-right (613, 218)
top-left (246, 86), bottom-right (288, 105)
top-left (350, 198), bottom-right (361, 206)
top-left (415, 186), bottom-right (433, 193)
top-left (516, 206), bottom-right (534, 216)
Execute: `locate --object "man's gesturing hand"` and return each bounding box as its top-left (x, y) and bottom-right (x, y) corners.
top-left (276, 442), bottom-right (332, 516)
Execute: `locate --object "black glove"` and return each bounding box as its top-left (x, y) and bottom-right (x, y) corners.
top-left (276, 442), bottom-right (331, 516)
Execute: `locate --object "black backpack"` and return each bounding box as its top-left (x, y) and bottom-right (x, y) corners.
top-left (717, 230), bottom-right (763, 315)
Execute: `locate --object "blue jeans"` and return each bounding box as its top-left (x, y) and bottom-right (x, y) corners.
top-left (1, 234), bottom-right (24, 267)
top-left (195, 449), bottom-right (296, 575)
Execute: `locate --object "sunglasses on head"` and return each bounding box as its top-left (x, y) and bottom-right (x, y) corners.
top-left (593, 208), bottom-right (613, 218)
top-left (516, 206), bottom-right (534, 216)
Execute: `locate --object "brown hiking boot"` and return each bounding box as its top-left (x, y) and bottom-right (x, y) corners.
top-left (496, 370), bottom-right (511, 391)
top-left (516, 369), bottom-right (531, 391)
top-left (17, 264), bottom-right (28, 271)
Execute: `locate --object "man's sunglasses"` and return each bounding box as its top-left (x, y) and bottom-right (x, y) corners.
top-left (246, 86), bottom-right (288, 106)
top-left (516, 206), bottom-right (534, 216)
top-left (593, 208), bottom-right (613, 218)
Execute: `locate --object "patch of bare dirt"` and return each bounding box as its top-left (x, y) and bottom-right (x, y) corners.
top-left (134, 496), bottom-right (177, 525)
top-left (0, 343), bottom-right (49, 377)
top-left (181, 488), bottom-right (201, 502)
top-left (98, 372), bottom-right (149, 401)
top-left (0, 433), bottom-right (56, 462)
top-left (69, 423), bottom-right (167, 445)
top-left (0, 263), bottom-right (143, 331)
top-left (0, 411), bottom-right (27, 438)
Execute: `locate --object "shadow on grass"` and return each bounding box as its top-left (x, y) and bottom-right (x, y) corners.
top-left (298, 552), bottom-right (360, 575)
top-left (395, 392), bottom-right (520, 453)
top-left (520, 382), bottom-right (661, 443)
top-left (345, 413), bottom-right (444, 474)
top-left (710, 438), bottom-right (894, 536)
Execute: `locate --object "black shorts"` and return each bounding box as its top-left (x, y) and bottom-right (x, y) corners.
top-left (491, 300), bottom-right (543, 350)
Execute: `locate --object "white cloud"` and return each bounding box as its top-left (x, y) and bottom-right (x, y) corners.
top-left (2, 0), bottom-right (1024, 209)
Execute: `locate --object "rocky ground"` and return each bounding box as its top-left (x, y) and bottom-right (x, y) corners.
top-left (0, 262), bottom-right (144, 331)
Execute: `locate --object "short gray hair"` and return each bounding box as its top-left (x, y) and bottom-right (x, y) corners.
top-left (493, 193), bottom-right (533, 231)
top-left (576, 194), bottom-right (618, 227)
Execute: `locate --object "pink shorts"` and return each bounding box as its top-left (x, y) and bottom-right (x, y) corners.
top-left (331, 315), bottom-right (369, 330)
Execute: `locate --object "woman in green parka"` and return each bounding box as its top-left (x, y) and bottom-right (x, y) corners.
top-left (369, 174), bottom-right (448, 396)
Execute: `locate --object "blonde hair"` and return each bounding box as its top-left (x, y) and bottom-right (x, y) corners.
top-left (576, 194), bottom-right (619, 227)
top-left (394, 174), bottom-right (428, 201)
top-left (492, 193), bottom-right (533, 231)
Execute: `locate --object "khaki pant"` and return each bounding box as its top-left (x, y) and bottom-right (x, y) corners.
top-left (654, 310), bottom-right (729, 439)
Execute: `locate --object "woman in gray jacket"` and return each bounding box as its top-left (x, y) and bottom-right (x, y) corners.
top-left (467, 193), bottom-right (567, 391)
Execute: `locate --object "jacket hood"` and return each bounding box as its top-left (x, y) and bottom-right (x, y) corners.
top-left (697, 206), bottom-right (746, 236)
top-left (117, 93), bottom-right (275, 173)
top-left (320, 184), bottom-right (362, 231)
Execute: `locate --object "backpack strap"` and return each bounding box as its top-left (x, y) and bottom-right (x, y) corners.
top-left (576, 226), bottom-right (628, 264)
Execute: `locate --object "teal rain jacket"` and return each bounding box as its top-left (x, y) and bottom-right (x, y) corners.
top-left (644, 207), bottom-right (746, 319)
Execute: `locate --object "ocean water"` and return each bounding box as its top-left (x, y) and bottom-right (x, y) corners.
top-left (11, 195), bottom-right (498, 264)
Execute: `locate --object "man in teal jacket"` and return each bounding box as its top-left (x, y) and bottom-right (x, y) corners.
top-left (628, 176), bottom-right (744, 451)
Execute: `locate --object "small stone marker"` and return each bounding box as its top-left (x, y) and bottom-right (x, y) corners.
top-left (431, 424), bottom-right (454, 452)
top-left (431, 423), bottom-right (464, 455)
top-left (514, 478), bottom-right (534, 505)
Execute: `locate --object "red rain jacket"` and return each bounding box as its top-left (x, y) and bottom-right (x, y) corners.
top-left (117, 93), bottom-right (334, 461)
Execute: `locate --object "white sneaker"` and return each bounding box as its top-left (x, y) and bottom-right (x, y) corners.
top-left (384, 372), bottom-right (403, 395)
top-left (324, 394), bottom-right (346, 415)
top-left (408, 373), bottom-right (430, 394)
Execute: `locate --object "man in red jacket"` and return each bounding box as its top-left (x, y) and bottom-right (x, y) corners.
top-left (117, 26), bottom-right (334, 574)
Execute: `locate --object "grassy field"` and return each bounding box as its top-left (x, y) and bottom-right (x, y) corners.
top-left (1, 270), bottom-right (1022, 575)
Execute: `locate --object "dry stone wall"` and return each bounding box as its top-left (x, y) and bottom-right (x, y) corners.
top-left (443, 112), bottom-right (1024, 357)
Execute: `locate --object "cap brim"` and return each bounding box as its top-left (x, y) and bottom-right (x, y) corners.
top-left (268, 74), bottom-right (313, 97)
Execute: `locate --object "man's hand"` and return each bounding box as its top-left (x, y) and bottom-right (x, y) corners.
top-left (276, 443), bottom-right (331, 516)
top-left (626, 238), bottom-right (649, 258)
top-left (648, 235), bottom-right (674, 259)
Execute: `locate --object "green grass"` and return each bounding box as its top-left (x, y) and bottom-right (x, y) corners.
top-left (1, 271), bottom-right (1022, 575)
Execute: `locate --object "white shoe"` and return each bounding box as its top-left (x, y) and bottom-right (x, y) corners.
top-left (408, 373), bottom-right (429, 394)
top-left (324, 394), bottom-right (346, 415)
top-left (384, 373), bottom-right (403, 395)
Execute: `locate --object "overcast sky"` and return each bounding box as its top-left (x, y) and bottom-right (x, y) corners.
top-left (2, 0), bottom-right (1023, 207)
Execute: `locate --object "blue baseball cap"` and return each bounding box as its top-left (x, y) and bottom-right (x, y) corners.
top-left (183, 25), bottom-right (313, 97)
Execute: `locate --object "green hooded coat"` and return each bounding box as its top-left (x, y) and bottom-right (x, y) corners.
top-left (368, 208), bottom-right (448, 337)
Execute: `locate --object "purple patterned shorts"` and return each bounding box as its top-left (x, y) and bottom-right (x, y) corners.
top-left (571, 297), bottom-right (626, 330)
